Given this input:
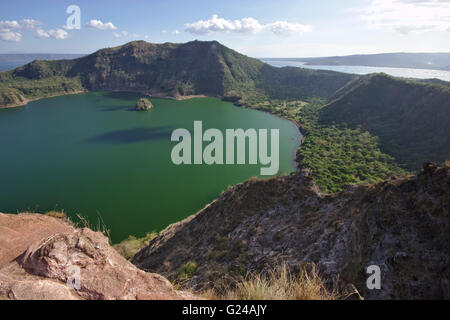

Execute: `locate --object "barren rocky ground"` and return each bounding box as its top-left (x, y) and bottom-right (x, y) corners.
top-left (0, 213), bottom-right (195, 300)
top-left (133, 163), bottom-right (450, 299)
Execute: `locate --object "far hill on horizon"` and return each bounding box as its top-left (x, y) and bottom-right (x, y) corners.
top-left (3, 50), bottom-right (450, 73)
top-left (264, 53), bottom-right (450, 71)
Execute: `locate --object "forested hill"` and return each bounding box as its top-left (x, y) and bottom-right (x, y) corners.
top-left (0, 40), bottom-right (354, 108)
top-left (319, 73), bottom-right (450, 170)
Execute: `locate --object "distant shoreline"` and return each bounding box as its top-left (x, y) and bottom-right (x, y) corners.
top-left (0, 90), bottom-right (209, 109)
top-left (0, 90), bottom-right (87, 109)
top-left (148, 93), bottom-right (210, 100)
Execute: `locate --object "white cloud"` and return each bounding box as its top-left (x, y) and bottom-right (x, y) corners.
top-left (113, 30), bottom-right (139, 38)
top-left (266, 21), bottom-right (313, 36)
top-left (49, 29), bottom-right (69, 40)
top-left (0, 29), bottom-right (22, 42)
top-left (173, 29), bottom-right (181, 35)
top-left (184, 14), bottom-right (312, 36)
top-left (36, 28), bottom-right (69, 40)
top-left (361, 0), bottom-right (450, 34)
top-left (162, 29), bottom-right (167, 33)
top-left (185, 15), bottom-right (263, 34)
top-left (0, 19), bottom-right (43, 41)
top-left (0, 20), bottom-right (21, 29)
top-left (0, 19), bottom-right (42, 30)
top-left (19, 19), bottom-right (42, 29)
top-left (86, 19), bottom-right (117, 30)
top-left (394, 24), bottom-right (435, 34)
top-left (36, 28), bottom-right (50, 38)
top-left (114, 30), bottom-right (127, 38)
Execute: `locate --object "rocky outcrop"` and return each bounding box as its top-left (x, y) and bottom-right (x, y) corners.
top-left (0, 213), bottom-right (73, 269)
top-left (0, 213), bottom-right (195, 300)
top-left (135, 98), bottom-right (153, 111)
top-left (133, 162), bottom-right (450, 299)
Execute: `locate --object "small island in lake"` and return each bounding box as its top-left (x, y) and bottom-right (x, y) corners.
top-left (135, 98), bottom-right (153, 111)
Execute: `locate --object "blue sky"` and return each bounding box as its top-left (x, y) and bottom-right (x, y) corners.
top-left (1, 0), bottom-right (450, 57)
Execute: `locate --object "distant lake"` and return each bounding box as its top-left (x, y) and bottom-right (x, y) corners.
top-left (262, 60), bottom-right (450, 82)
top-left (0, 92), bottom-right (301, 242)
top-left (0, 54), bottom-right (85, 71)
top-left (0, 62), bottom-right (23, 71)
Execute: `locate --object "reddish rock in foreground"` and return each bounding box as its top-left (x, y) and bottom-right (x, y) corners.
top-left (0, 213), bottom-right (196, 300)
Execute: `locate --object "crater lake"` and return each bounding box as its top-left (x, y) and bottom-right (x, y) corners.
top-left (0, 92), bottom-right (301, 242)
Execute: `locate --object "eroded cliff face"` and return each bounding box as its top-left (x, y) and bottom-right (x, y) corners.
top-left (1, 163), bottom-right (448, 300)
top-left (0, 213), bottom-right (195, 300)
top-left (132, 163), bottom-right (450, 300)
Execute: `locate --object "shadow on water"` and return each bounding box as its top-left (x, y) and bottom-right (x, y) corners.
top-left (87, 126), bottom-right (174, 144)
top-left (99, 106), bottom-right (135, 112)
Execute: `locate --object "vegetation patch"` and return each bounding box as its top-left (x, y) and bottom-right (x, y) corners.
top-left (113, 232), bottom-right (158, 260)
top-left (135, 97), bottom-right (153, 111)
top-left (202, 263), bottom-right (358, 300)
top-left (296, 99), bottom-right (407, 193)
top-left (44, 210), bottom-right (68, 220)
top-left (175, 261), bottom-right (198, 285)
top-left (319, 74), bottom-right (450, 171)
top-left (243, 94), bottom-right (407, 193)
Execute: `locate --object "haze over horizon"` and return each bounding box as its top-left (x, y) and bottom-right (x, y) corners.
top-left (1, 0), bottom-right (450, 57)
top-left (2, 43), bottom-right (450, 59)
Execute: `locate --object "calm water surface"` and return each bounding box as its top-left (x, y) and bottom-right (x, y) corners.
top-left (0, 92), bottom-right (301, 242)
top-left (262, 60), bottom-right (450, 82)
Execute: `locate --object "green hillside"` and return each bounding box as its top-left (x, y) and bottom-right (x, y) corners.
top-left (0, 40), bottom-right (354, 107)
top-left (245, 73), bottom-right (450, 193)
top-left (319, 73), bottom-right (450, 170)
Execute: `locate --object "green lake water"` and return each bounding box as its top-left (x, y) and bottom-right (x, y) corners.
top-left (0, 92), bottom-right (301, 242)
